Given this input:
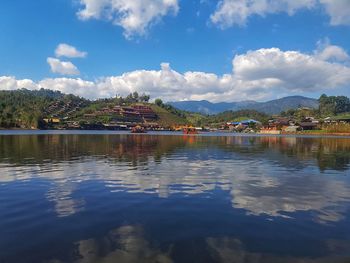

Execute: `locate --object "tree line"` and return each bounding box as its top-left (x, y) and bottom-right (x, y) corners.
top-left (1, 89), bottom-right (350, 129)
top-left (319, 94), bottom-right (350, 116)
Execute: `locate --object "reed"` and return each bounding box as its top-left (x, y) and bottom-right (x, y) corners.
top-left (322, 123), bottom-right (350, 133)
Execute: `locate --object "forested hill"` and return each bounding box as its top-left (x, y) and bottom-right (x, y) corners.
top-left (1, 89), bottom-right (349, 129)
top-left (0, 89), bottom-right (88, 128)
top-left (0, 89), bottom-right (188, 129)
top-left (169, 96), bottom-right (319, 115)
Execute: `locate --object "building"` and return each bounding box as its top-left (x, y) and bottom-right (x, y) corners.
top-left (132, 105), bottom-right (158, 120)
top-left (43, 118), bottom-right (60, 124)
top-left (300, 122), bottom-right (318, 130)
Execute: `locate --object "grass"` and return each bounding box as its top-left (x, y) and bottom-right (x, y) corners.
top-left (150, 105), bottom-right (189, 127)
top-left (298, 123), bottom-right (350, 134)
top-left (332, 113), bottom-right (350, 120)
top-left (185, 113), bottom-right (208, 126)
top-left (322, 123), bottom-right (350, 133)
top-left (299, 130), bottom-right (329, 134)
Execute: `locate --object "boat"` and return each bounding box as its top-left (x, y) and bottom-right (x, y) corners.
top-left (183, 127), bottom-right (198, 135)
top-left (131, 125), bottom-right (146, 133)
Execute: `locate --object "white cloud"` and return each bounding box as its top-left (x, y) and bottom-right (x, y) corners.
top-left (55, 43), bottom-right (87, 58)
top-left (93, 63), bottom-right (235, 101)
top-left (210, 0), bottom-right (350, 28)
top-left (3, 43), bottom-right (350, 101)
top-left (210, 0), bottom-right (316, 28)
top-left (319, 0), bottom-right (350, 25)
top-left (77, 0), bottom-right (179, 38)
top-left (0, 76), bottom-right (37, 90)
top-left (39, 78), bottom-right (96, 98)
top-left (232, 48), bottom-right (350, 93)
top-left (315, 38), bottom-right (349, 62)
top-left (47, 57), bottom-right (80, 76)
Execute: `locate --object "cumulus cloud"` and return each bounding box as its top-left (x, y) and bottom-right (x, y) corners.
top-left (55, 43), bottom-right (87, 58)
top-left (3, 44), bottom-right (350, 101)
top-left (47, 57), bottom-right (80, 76)
top-left (315, 38), bottom-right (350, 62)
top-left (232, 48), bottom-right (350, 92)
top-left (319, 0), bottom-right (350, 25)
top-left (210, 0), bottom-right (316, 28)
top-left (0, 76), bottom-right (37, 90)
top-left (210, 0), bottom-right (350, 28)
top-left (76, 0), bottom-right (179, 38)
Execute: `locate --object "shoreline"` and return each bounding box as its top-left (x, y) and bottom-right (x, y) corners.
top-left (282, 132), bottom-right (350, 136)
top-left (1, 129), bottom-right (350, 138)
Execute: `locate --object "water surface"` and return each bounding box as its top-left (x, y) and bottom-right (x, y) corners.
top-left (0, 132), bottom-right (350, 263)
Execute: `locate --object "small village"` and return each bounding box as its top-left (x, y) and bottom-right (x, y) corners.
top-left (225, 115), bottom-right (350, 135)
top-left (42, 101), bottom-right (350, 135)
top-left (43, 104), bottom-right (162, 130)
top-left (2, 88), bottom-right (349, 135)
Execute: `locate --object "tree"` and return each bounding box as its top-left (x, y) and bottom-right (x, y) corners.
top-left (140, 94), bottom-right (150, 103)
top-left (155, 98), bottom-right (163, 106)
top-left (335, 96), bottom-right (350, 113)
top-left (319, 94), bottom-right (350, 116)
top-left (132, 92), bottom-right (139, 101)
top-left (319, 94), bottom-right (336, 116)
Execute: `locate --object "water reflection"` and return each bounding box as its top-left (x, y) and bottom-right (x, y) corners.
top-left (206, 237), bottom-right (350, 263)
top-left (46, 181), bottom-right (85, 217)
top-left (1, 135), bottom-right (349, 221)
top-left (0, 133), bottom-right (350, 262)
top-left (48, 227), bottom-right (350, 263)
top-left (1, 134), bottom-right (350, 171)
top-left (50, 225), bottom-right (173, 263)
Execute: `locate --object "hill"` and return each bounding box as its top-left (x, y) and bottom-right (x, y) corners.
top-left (149, 104), bottom-right (189, 127)
top-left (169, 96), bottom-right (319, 115)
top-left (203, 110), bottom-right (270, 126)
top-left (0, 89), bottom-right (188, 129)
top-left (0, 89), bottom-right (88, 128)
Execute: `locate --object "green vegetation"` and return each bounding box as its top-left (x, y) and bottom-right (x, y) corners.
top-left (281, 94), bottom-right (350, 120)
top-left (76, 92), bottom-right (150, 114)
top-left (0, 89), bottom-right (270, 129)
top-left (151, 100), bottom-right (270, 127)
top-left (319, 94), bottom-right (350, 116)
top-left (280, 107), bottom-right (319, 122)
top-left (331, 113), bottom-right (350, 120)
top-left (0, 90), bottom-right (190, 129)
top-left (322, 123), bottom-right (350, 133)
top-left (1, 90), bottom-right (350, 132)
top-left (197, 110), bottom-right (270, 127)
top-left (185, 112), bottom-right (208, 127)
top-left (116, 92), bottom-right (150, 104)
top-left (0, 89), bottom-right (76, 128)
top-left (299, 124), bottom-right (350, 134)
top-left (153, 99), bottom-right (186, 118)
top-left (149, 104), bottom-right (189, 127)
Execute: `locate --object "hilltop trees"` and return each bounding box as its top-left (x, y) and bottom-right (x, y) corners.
top-left (2, 89), bottom-right (350, 130)
top-left (204, 109), bottom-right (270, 126)
top-left (319, 94), bottom-right (350, 116)
top-left (115, 92), bottom-right (150, 104)
top-left (155, 98), bottom-right (163, 106)
top-left (0, 89), bottom-right (50, 128)
top-left (0, 89), bottom-right (88, 129)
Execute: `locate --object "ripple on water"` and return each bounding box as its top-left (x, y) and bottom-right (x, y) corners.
top-left (0, 134), bottom-right (350, 263)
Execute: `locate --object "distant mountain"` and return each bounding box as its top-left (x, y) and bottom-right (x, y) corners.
top-left (169, 96), bottom-right (319, 115)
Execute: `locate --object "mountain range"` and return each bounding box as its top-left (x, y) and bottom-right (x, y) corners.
top-left (169, 96), bottom-right (319, 115)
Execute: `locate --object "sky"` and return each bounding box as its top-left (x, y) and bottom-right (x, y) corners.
top-left (0, 0), bottom-right (349, 102)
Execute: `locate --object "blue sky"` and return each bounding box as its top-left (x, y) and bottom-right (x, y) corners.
top-left (0, 0), bottom-right (350, 102)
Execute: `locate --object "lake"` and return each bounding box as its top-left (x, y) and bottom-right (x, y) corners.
top-left (0, 132), bottom-right (350, 263)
